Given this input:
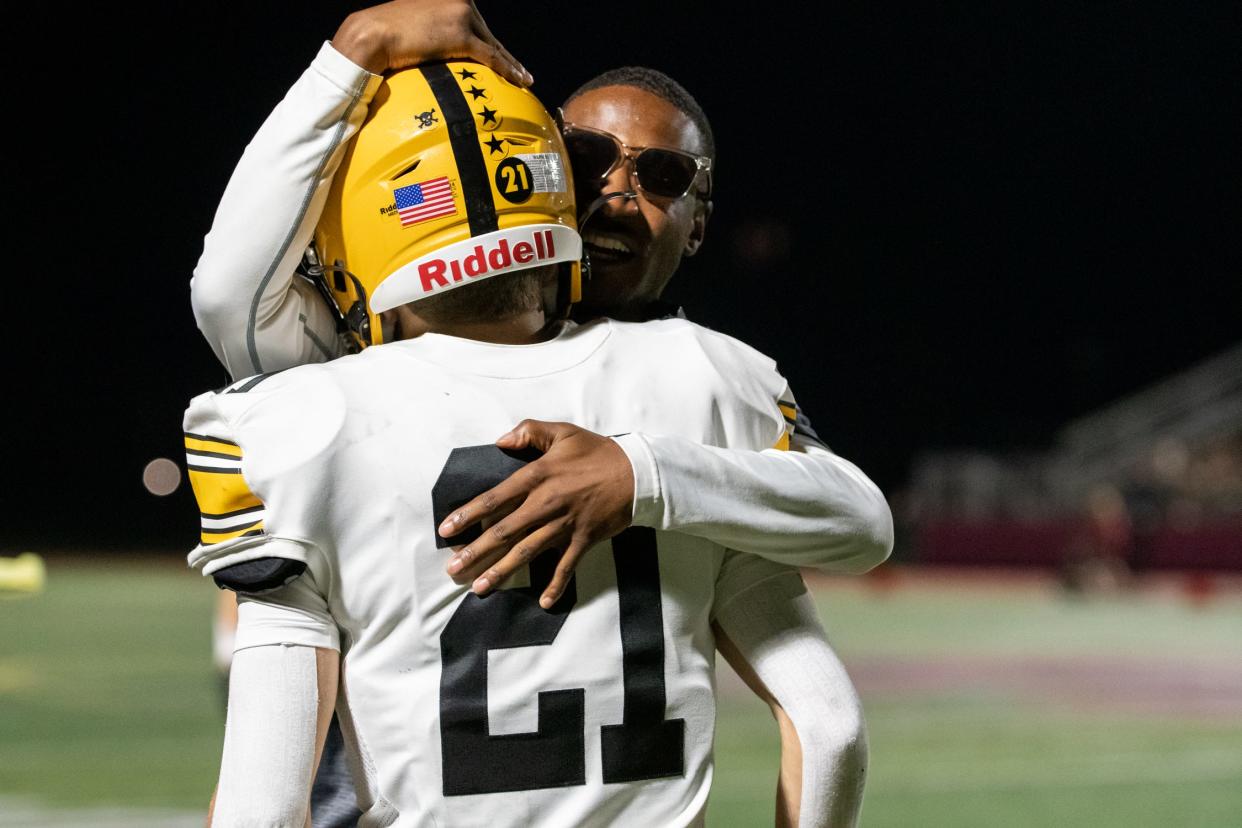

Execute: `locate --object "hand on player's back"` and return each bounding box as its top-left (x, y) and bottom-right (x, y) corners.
top-left (332, 0), bottom-right (531, 84)
top-left (438, 420), bottom-right (634, 608)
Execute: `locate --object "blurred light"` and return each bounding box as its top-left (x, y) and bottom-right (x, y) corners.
top-left (143, 457), bottom-right (182, 496)
top-left (731, 218), bottom-right (792, 268)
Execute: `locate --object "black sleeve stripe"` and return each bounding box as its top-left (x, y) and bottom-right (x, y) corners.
top-left (202, 519), bottom-right (264, 536)
top-left (793, 405), bottom-right (830, 450)
top-left (226, 373), bottom-right (277, 394)
top-left (187, 465), bottom-right (244, 475)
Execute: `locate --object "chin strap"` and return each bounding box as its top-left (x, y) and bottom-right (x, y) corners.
top-left (295, 247), bottom-right (367, 352)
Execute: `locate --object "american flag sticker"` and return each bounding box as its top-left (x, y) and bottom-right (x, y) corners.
top-left (393, 177), bottom-right (457, 227)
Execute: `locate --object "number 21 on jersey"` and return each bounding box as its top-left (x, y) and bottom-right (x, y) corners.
top-left (431, 445), bottom-right (686, 795)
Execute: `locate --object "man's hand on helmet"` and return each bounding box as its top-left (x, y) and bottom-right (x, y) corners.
top-left (333, 0), bottom-right (531, 85)
top-left (438, 420), bottom-right (635, 609)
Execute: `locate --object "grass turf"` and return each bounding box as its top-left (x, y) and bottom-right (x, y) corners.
top-left (2, 560), bottom-right (1240, 826)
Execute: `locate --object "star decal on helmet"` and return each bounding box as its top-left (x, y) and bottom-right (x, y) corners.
top-left (465, 85), bottom-right (487, 100)
top-left (477, 105), bottom-right (498, 126)
top-left (456, 68), bottom-right (478, 80)
top-left (484, 134), bottom-right (507, 155)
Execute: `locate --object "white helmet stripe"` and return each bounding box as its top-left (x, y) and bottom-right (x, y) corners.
top-left (370, 224), bottom-right (582, 313)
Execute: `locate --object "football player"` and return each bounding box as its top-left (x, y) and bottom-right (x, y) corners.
top-left (190, 2), bottom-right (889, 825)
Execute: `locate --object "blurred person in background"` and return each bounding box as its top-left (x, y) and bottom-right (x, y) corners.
top-left (190, 1), bottom-right (891, 824)
top-left (1059, 484), bottom-right (1134, 595)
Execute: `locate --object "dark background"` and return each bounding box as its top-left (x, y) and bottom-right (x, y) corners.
top-left (6, 2), bottom-right (1239, 550)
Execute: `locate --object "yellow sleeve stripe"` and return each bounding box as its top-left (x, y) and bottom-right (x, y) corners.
top-left (185, 433), bottom-right (243, 458)
top-left (773, 400), bottom-right (796, 450)
top-left (188, 468), bottom-right (264, 522)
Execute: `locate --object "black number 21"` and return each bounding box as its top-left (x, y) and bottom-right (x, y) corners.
top-left (431, 446), bottom-right (686, 796)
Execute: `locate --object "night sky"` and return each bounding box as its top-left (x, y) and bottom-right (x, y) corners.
top-left (7, 2), bottom-right (1239, 550)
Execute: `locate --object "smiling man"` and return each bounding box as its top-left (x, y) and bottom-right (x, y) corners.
top-left (562, 70), bottom-right (714, 322)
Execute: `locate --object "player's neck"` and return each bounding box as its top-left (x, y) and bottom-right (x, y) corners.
top-left (436, 313), bottom-right (554, 344)
top-left (423, 310), bottom-right (556, 345)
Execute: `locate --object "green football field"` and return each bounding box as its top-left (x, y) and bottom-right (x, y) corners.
top-left (2, 560), bottom-right (1240, 826)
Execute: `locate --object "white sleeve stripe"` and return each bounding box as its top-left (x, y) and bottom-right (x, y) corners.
top-left (201, 509), bottom-right (268, 532)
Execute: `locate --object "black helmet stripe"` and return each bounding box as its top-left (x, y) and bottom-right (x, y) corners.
top-left (419, 63), bottom-right (499, 237)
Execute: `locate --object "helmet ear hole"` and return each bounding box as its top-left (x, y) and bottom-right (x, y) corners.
top-left (392, 159), bottom-right (422, 181)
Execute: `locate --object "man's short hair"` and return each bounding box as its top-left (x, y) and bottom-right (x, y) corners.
top-left (408, 265), bottom-right (553, 325)
top-left (566, 67), bottom-right (715, 160)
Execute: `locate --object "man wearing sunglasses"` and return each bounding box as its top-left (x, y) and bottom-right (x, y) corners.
top-left (191, 2), bottom-right (888, 825)
top-left (560, 97), bottom-right (714, 323)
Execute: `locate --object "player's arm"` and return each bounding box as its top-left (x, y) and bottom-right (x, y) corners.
top-left (192, 0), bottom-right (529, 379)
top-left (191, 37), bottom-right (382, 378)
top-left (210, 579), bottom-right (341, 826)
top-left (439, 407), bottom-right (892, 606)
top-left (713, 626), bottom-right (803, 828)
top-left (184, 384), bottom-right (344, 823)
top-left (618, 411), bottom-right (893, 571)
top-left (713, 553), bottom-right (868, 828)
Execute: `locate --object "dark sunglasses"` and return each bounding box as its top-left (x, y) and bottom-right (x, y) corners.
top-left (561, 123), bottom-right (713, 200)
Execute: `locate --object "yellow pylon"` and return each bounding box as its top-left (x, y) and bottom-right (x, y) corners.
top-left (0, 553), bottom-right (46, 594)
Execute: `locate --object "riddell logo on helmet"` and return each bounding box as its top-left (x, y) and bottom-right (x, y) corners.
top-left (417, 229), bottom-right (557, 293)
top-left (370, 224), bottom-right (580, 314)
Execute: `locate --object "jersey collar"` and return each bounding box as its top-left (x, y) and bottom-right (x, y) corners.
top-left (388, 319), bottom-right (613, 378)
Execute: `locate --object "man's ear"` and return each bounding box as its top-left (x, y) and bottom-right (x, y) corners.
top-left (684, 198), bottom-right (713, 257)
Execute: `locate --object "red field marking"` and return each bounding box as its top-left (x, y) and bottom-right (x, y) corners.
top-left (806, 565), bottom-right (1242, 600)
top-left (847, 654), bottom-right (1242, 718)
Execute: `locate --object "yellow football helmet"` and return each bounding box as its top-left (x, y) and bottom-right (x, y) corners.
top-left (313, 61), bottom-right (581, 347)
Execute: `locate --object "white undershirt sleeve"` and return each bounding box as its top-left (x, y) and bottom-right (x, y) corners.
top-left (713, 567), bottom-right (868, 828)
top-left (191, 42), bottom-right (383, 379)
top-left (615, 431), bottom-right (894, 573)
top-left (213, 573), bottom-right (340, 825)
top-left (214, 644), bottom-right (322, 827)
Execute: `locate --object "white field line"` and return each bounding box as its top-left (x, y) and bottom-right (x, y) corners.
top-left (0, 798), bottom-right (202, 827)
top-left (879, 747), bottom-right (1242, 794)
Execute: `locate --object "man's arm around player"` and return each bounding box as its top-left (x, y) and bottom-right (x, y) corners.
top-left (441, 418), bottom-right (893, 607)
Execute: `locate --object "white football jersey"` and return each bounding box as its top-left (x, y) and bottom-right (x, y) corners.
top-left (185, 318), bottom-right (794, 827)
